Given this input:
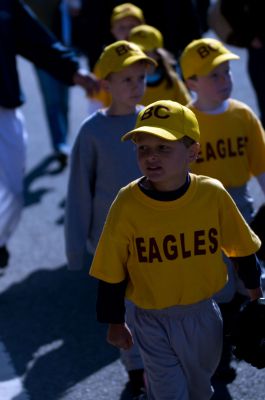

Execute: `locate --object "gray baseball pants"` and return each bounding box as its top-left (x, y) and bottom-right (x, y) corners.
top-left (134, 299), bottom-right (223, 400)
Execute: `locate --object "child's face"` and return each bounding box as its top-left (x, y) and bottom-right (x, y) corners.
top-left (135, 134), bottom-right (199, 191)
top-left (190, 62), bottom-right (233, 109)
top-left (111, 16), bottom-right (142, 40)
top-left (106, 61), bottom-right (147, 112)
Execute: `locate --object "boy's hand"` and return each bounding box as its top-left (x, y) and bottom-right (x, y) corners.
top-left (107, 323), bottom-right (133, 350)
top-left (73, 69), bottom-right (100, 96)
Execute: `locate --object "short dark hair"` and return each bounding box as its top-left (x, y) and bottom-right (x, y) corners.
top-left (178, 135), bottom-right (196, 148)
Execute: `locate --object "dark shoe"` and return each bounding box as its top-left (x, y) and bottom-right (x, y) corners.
top-left (212, 366), bottom-right (237, 384)
top-left (0, 245), bottom-right (9, 269)
top-left (54, 151), bottom-right (68, 169)
top-left (128, 369), bottom-right (146, 397)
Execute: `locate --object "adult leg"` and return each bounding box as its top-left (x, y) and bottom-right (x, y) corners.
top-left (0, 107), bottom-right (27, 265)
top-left (34, 67), bottom-right (69, 156)
top-left (120, 300), bottom-right (145, 397)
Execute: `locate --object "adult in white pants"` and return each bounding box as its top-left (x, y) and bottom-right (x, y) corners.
top-left (0, 0), bottom-right (98, 269)
top-left (0, 108), bottom-right (27, 267)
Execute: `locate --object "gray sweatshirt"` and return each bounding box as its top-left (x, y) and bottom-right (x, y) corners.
top-left (64, 107), bottom-right (142, 270)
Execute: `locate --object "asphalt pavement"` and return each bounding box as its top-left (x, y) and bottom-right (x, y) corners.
top-left (0, 34), bottom-right (265, 400)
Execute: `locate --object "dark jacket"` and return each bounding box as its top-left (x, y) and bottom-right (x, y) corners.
top-left (221, 0), bottom-right (265, 48)
top-left (0, 0), bottom-right (79, 108)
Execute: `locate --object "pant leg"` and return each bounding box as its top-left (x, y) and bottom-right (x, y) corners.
top-left (120, 299), bottom-right (144, 371)
top-left (213, 185), bottom-right (252, 377)
top-left (134, 300), bottom-right (223, 400)
top-left (0, 107), bottom-right (27, 245)
top-left (216, 292), bottom-right (248, 372)
top-left (134, 307), bottom-right (189, 400)
top-left (34, 67), bottom-right (69, 153)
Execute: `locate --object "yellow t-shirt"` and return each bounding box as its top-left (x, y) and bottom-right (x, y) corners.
top-left (90, 174), bottom-right (260, 309)
top-left (189, 99), bottom-right (265, 187)
top-left (141, 74), bottom-right (191, 106)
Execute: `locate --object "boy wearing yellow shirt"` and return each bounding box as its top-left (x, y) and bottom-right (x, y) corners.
top-left (180, 38), bottom-right (265, 383)
top-left (90, 100), bottom-right (263, 400)
top-left (88, 3), bottom-right (145, 114)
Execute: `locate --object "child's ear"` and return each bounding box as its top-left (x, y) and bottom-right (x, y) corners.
top-left (100, 79), bottom-right (111, 92)
top-left (188, 142), bottom-right (200, 163)
top-left (185, 78), bottom-right (197, 92)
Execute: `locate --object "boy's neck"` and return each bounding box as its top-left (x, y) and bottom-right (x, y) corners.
top-left (142, 174), bottom-right (189, 192)
top-left (139, 174), bottom-right (191, 201)
top-left (193, 99), bottom-right (229, 113)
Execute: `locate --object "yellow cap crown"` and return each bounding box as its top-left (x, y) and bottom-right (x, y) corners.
top-left (180, 38), bottom-right (239, 80)
top-left (95, 40), bottom-right (157, 79)
top-left (122, 100), bottom-right (200, 142)
top-left (111, 3), bottom-right (144, 25)
top-left (129, 24), bottom-right (163, 51)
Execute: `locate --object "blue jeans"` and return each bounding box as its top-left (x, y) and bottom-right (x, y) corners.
top-left (35, 67), bottom-right (69, 153)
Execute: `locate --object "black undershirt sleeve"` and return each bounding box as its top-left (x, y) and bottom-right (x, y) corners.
top-left (96, 279), bottom-right (127, 323)
top-left (230, 254), bottom-right (261, 289)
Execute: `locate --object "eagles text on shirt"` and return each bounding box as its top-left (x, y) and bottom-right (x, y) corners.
top-left (197, 136), bottom-right (247, 163)
top-left (135, 228), bottom-right (218, 262)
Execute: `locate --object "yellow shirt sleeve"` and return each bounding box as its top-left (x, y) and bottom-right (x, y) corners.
top-left (217, 184), bottom-right (261, 256)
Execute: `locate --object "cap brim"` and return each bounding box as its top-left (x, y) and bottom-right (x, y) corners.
top-left (201, 53), bottom-right (240, 76)
top-left (121, 126), bottom-right (184, 142)
top-left (111, 12), bottom-right (143, 24)
top-left (97, 55), bottom-right (157, 79)
top-left (122, 55), bottom-right (157, 70)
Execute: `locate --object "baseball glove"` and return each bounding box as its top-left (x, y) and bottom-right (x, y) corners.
top-left (250, 204), bottom-right (265, 261)
top-left (229, 298), bottom-right (265, 369)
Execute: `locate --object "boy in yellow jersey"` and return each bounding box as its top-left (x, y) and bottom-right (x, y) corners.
top-left (129, 24), bottom-right (191, 106)
top-left (89, 100), bottom-right (263, 400)
top-left (110, 2), bottom-right (145, 42)
top-left (179, 37), bottom-right (265, 383)
top-left (88, 3), bottom-right (145, 114)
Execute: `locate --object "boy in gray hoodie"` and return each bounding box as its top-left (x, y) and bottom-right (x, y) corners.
top-left (64, 40), bottom-right (156, 398)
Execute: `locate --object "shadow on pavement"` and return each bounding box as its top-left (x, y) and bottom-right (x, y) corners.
top-left (0, 262), bottom-right (236, 400)
top-left (55, 198), bottom-right (66, 226)
top-left (24, 154), bottom-right (66, 207)
top-left (0, 265), bottom-right (120, 400)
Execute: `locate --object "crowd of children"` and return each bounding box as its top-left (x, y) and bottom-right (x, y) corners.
top-left (63, 3), bottom-right (265, 400)
top-left (5, 2), bottom-right (263, 400)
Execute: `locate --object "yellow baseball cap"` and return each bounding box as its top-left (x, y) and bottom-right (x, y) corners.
top-left (95, 40), bottom-right (157, 79)
top-left (129, 24), bottom-right (164, 51)
top-left (111, 3), bottom-right (144, 25)
top-left (180, 38), bottom-right (240, 80)
top-left (122, 100), bottom-right (200, 142)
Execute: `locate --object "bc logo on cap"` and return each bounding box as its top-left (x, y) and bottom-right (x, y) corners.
top-left (116, 44), bottom-right (140, 56)
top-left (197, 44), bottom-right (219, 59)
top-left (141, 105), bottom-right (170, 121)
